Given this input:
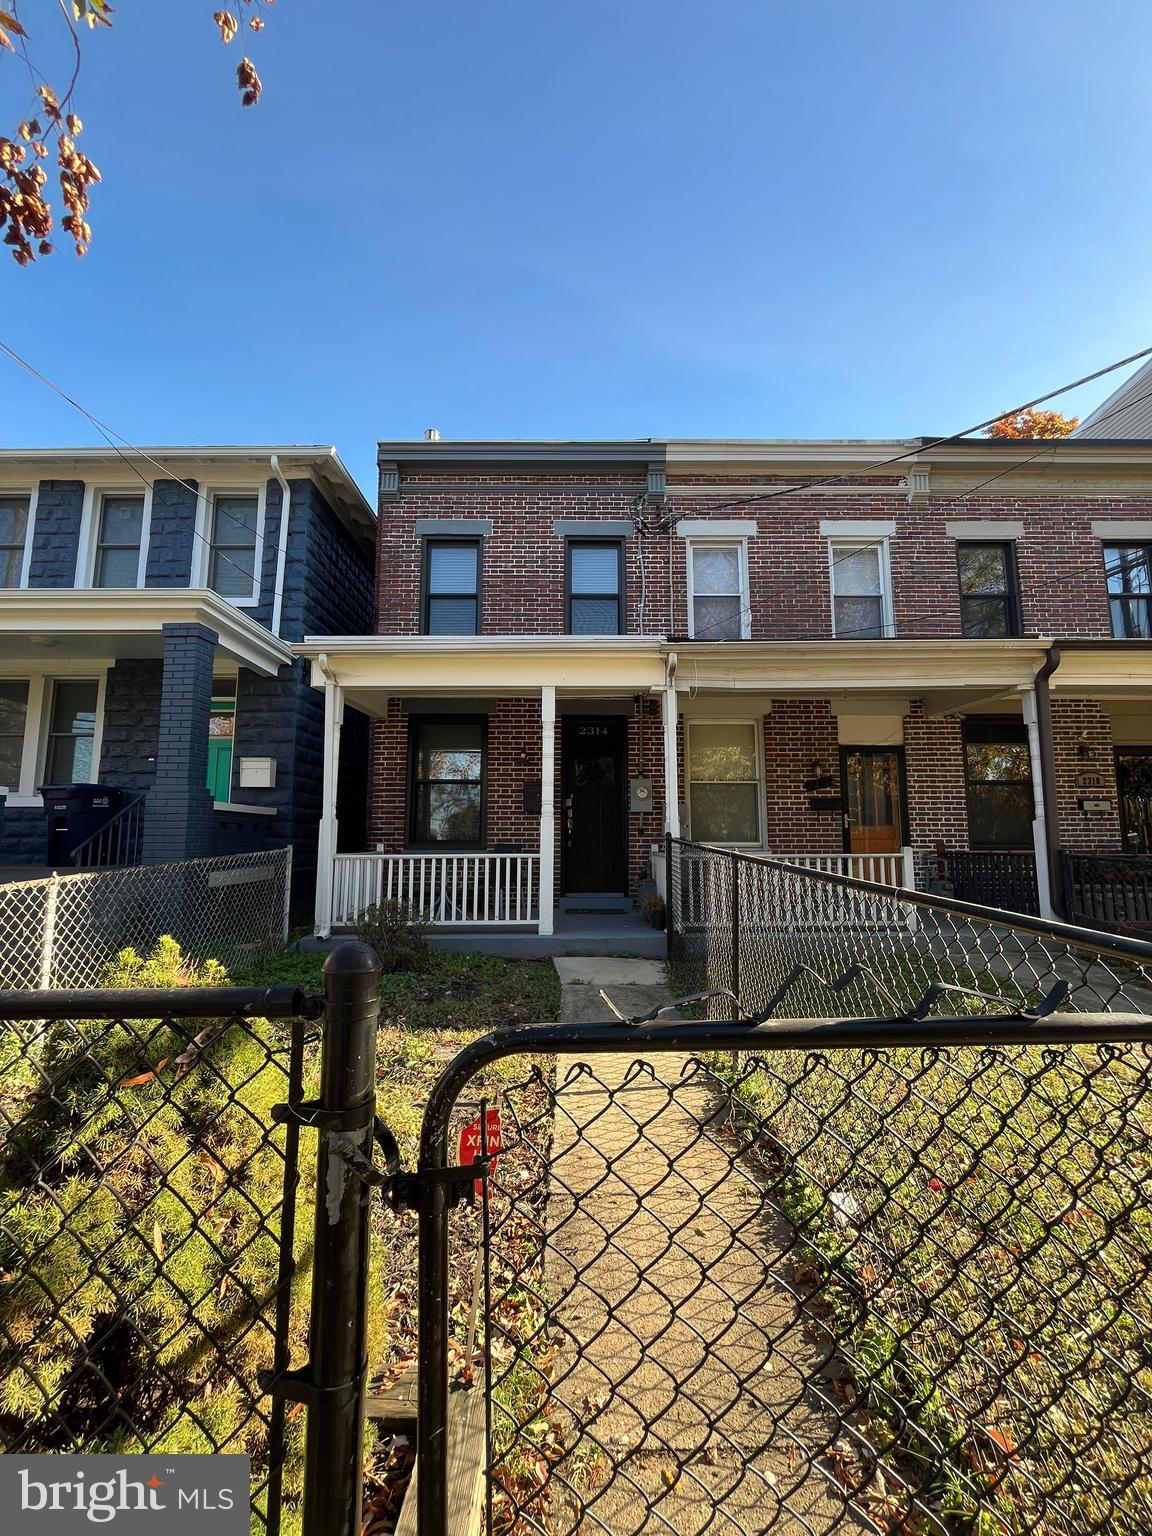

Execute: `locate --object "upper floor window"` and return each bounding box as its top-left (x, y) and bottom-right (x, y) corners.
top-left (0, 495), bottom-right (30, 588)
top-left (957, 542), bottom-right (1020, 637)
top-left (94, 494), bottom-right (146, 588)
top-left (1104, 544), bottom-right (1151, 638)
top-left (688, 542), bottom-right (747, 639)
top-left (208, 494), bottom-right (261, 602)
top-left (963, 717), bottom-right (1034, 848)
top-left (829, 540), bottom-right (892, 639)
top-left (409, 717), bottom-right (485, 846)
top-left (424, 540), bottom-right (479, 635)
top-left (567, 542), bottom-right (622, 635)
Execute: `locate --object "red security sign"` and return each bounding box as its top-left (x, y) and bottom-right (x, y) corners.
top-left (458, 1107), bottom-right (503, 1198)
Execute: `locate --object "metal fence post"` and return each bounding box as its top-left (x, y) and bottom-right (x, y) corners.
top-left (730, 851), bottom-right (741, 1012)
top-left (281, 844), bottom-right (294, 946)
top-left (38, 875), bottom-right (59, 990)
top-left (301, 940), bottom-right (381, 1536)
top-left (665, 831), bottom-right (674, 961)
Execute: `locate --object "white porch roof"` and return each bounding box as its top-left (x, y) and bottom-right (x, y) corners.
top-left (293, 635), bottom-right (666, 716)
top-left (0, 588), bottom-right (293, 676)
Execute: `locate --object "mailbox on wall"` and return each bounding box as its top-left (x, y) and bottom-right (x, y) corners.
top-left (238, 757), bottom-right (277, 790)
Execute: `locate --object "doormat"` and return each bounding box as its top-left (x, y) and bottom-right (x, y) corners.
top-left (565, 907), bottom-right (633, 916)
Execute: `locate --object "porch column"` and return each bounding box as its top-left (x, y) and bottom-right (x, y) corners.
top-left (662, 655), bottom-right (681, 839)
top-left (1022, 686), bottom-right (1054, 920)
top-left (315, 670), bottom-right (344, 938)
top-left (142, 622), bottom-right (217, 863)
top-left (538, 685), bottom-right (556, 936)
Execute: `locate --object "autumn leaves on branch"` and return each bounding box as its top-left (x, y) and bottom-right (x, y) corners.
top-left (0, 0), bottom-right (273, 266)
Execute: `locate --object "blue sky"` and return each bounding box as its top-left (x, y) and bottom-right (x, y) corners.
top-left (2, 0), bottom-right (1151, 493)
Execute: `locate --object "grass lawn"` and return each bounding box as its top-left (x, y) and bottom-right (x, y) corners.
top-left (708, 1042), bottom-right (1152, 1535)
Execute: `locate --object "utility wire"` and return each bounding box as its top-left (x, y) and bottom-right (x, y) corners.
top-left (673, 343), bottom-right (1152, 520)
top-left (678, 375), bottom-right (1152, 646)
top-left (0, 337), bottom-right (281, 598)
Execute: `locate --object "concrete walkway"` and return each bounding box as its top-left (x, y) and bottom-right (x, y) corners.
top-left (535, 958), bottom-right (866, 1536)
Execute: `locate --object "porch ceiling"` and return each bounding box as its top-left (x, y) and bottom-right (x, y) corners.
top-left (0, 589), bottom-right (292, 676)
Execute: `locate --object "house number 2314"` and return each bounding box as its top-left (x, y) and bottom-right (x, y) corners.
top-left (578, 726), bottom-right (610, 737)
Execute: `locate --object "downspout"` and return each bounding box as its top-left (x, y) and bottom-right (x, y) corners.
top-left (1033, 643), bottom-right (1063, 917)
top-left (270, 453), bottom-right (292, 638)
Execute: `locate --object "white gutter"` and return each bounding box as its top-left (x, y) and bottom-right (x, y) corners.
top-left (270, 453), bottom-right (292, 638)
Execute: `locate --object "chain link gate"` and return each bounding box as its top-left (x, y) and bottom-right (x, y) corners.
top-left (409, 1007), bottom-right (1152, 1536)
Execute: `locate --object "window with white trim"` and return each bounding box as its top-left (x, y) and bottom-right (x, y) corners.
top-left (45, 680), bottom-right (99, 783)
top-left (93, 494), bottom-right (146, 588)
top-left (0, 496), bottom-right (30, 588)
top-left (688, 542), bottom-right (747, 639)
top-left (829, 539), bottom-right (893, 639)
top-left (0, 674), bottom-right (103, 796)
top-left (686, 720), bottom-right (762, 844)
top-left (207, 493), bottom-right (261, 601)
top-left (0, 681), bottom-right (28, 788)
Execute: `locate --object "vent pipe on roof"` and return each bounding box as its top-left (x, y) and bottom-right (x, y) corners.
top-left (424, 427), bottom-right (441, 442)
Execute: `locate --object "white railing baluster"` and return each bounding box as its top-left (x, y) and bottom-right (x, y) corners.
top-left (326, 853), bottom-right (540, 928)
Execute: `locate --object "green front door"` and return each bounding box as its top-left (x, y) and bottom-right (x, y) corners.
top-left (207, 696), bottom-right (235, 802)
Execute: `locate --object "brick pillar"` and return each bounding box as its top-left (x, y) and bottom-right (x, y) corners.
top-left (143, 622), bottom-right (218, 863)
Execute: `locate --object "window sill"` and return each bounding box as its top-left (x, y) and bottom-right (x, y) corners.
top-left (213, 800), bottom-right (278, 816)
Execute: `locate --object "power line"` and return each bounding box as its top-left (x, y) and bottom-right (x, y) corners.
top-left (674, 375), bottom-right (1152, 645)
top-left (0, 337), bottom-right (283, 599)
top-left (674, 343), bottom-right (1152, 520)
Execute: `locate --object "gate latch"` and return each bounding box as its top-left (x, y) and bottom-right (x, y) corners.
top-left (385, 1162), bottom-right (486, 1215)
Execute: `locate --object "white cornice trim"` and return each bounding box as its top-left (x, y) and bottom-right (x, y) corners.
top-left (296, 634), bottom-right (666, 657)
top-left (0, 588), bottom-right (292, 675)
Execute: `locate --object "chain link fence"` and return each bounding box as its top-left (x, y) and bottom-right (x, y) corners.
top-left (0, 848), bottom-right (293, 989)
top-left (447, 1018), bottom-right (1152, 1536)
top-left (666, 838), bottom-right (1152, 1019)
top-left (0, 980), bottom-right (315, 1535)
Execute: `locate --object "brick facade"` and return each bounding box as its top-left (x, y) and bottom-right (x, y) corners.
top-left (374, 463), bottom-right (1151, 642)
top-left (1050, 699), bottom-right (1123, 854)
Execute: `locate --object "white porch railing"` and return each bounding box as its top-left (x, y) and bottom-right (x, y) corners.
top-left (331, 852), bottom-right (540, 927)
top-left (675, 846), bottom-right (917, 931)
top-left (772, 849), bottom-right (916, 888)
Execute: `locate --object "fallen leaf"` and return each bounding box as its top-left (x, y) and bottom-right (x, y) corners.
top-left (120, 1058), bottom-right (169, 1087)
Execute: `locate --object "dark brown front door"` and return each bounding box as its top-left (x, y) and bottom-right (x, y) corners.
top-left (562, 717), bottom-right (626, 893)
top-left (841, 747), bottom-right (906, 855)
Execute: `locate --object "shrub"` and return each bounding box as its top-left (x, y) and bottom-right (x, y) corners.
top-left (354, 899), bottom-right (432, 974)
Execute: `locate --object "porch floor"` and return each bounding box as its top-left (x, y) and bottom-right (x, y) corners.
top-left (308, 906), bottom-right (666, 960)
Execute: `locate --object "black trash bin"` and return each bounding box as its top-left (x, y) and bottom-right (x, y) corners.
top-left (38, 784), bottom-right (128, 866)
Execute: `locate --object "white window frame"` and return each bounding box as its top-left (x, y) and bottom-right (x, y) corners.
top-left (193, 483), bottom-right (267, 607)
top-left (77, 484), bottom-right (154, 590)
top-left (0, 668), bottom-right (108, 802)
top-left (685, 539), bottom-right (751, 640)
top-left (0, 486), bottom-right (38, 589)
top-left (684, 716), bottom-right (764, 848)
top-left (827, 536), bottom-right (895, 640)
